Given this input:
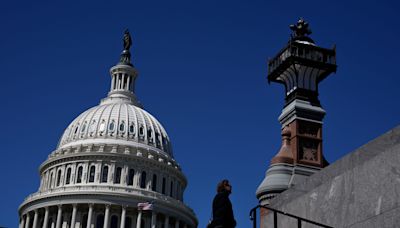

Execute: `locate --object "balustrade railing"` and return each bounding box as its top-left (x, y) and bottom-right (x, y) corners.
top-left (23, 185), bottom-right (195, 212)
top-left (268, 42), bottom-right (336, 75)
top-left (250, 204), bottom-right (333, 228)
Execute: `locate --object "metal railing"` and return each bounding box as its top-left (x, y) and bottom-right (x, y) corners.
top-left (249, 205), bottom-right (333, 228)
top-left (267, 41), bottom-right (336, 75)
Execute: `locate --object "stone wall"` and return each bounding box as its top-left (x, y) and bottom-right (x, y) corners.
top-left (262, 125), bottom-right (400, 228)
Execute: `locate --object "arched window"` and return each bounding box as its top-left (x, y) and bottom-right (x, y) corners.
top-left (127, 169), bottom-right (134, 186)
top-left (96, 214), bottom-right (104, 228)
top-left (110, 215), bottom-right (118, 228)
top-left (77, 166), bottom-right (83, 183)
top-left (109, 120), bottom-right (115, 132)
top-left (49, 172), bottom-right (54, 189)
top-left (101, 166), bottom-right (109, 183)
top-left (152, 174), bottom-right (157, 191)
top-left (125, 217), bottom-right (132, 228)
top-left (119, 121), bottom-right (125, 132)
top-left (56, 170), bottom-right (62, 187)
top-left (147, 129), bottom-right (153, 142)
top-left (89, 120), bottom-right (96, 136)
top-left (89, 165), bottom-right (96, 183)
top-left (170, 181), bottom-right (173, 197)
top-left (74, 125), bottom-right (79, 134)
top-left (129, 123), bottom-right (135, 135)
top-left (155, 132), bottom-right (161, 148)
top-left (99, 120), bottom-right (106, 134)
top-left (81, 121), bottom-right (87, 133)
top-left (162, 177), bottom-right (166, 194)
top-left (139, 126), bottom-right (144, 136)
top-left (140, 171), bottom-right (147, 189)
top-left (114, 167), bottom-right (122, 184)
top-left (65, 168), bottom-right (72, 185)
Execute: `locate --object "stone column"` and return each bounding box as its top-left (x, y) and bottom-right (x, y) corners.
top-left (82, 163), bottom-right (88, 183)
top-left (126, 76), bottom-right (130, 90)
top-left (61, 165), bottom-right (66, 186)
top-left (25, 213), bottom-right (31, 228)
top-left (151, 211), bottom-right (156, 228)
top-left (136, 210), bottom-right (142, 228)
top-left (110, 163), bottom-right (116, 184)
top-left (19, 214), bottom-right (26, 228)
top-left (55, 205), bottom-right (62, 228)
top-left (134, 170), bottom-right (140, 187)
top-left (86, 204), bottom-right (94, 228)
top-left (164, 215), bottom-right (169, 228)
top-left (70, 204), bottom-right (78, 228)
top-left (103, 204), bottom-right (110, 228)
top-left (174, 219), bottom-right (179, 228)
top-left (121, 166), bottom-right (127, 185)
top-left (146, 172), bottom-right (152, 190)
top-left (32, 210), bottom-right (39, 228)
top-left (111, 75), bottom-right (115, 91)
top-left (119, 206), bottom-right (126, 228)
top-left (42, 207), bottom-right (49, 228)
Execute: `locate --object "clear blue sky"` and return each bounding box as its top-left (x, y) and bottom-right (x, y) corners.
top-left (1, 0), bottom-right (399, 227)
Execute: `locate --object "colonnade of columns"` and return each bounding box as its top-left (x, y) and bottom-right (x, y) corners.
top-left (19, 203), bottom-right (190, 228)
top-left (111, 73), bottom-right (133, 92)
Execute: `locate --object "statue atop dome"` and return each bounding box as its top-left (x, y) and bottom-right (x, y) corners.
top-left (123, 29), bottom-right (132, 51)
top-left (119, 29), bottom-right (133, 66)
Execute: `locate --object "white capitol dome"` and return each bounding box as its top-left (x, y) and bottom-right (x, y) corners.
top-left (58, 102), bottom-right (173, 158)
top-left (19, 32), bottom-right (197, 228)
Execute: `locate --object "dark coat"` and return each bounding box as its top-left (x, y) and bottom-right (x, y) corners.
top-left (211, 190), bottom-right (236, 228)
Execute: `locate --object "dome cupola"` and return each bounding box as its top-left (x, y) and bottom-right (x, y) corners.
top-left (102, 29), bottom-right (141, 107)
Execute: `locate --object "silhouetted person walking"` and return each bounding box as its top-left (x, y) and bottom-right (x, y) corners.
top-left (209, 179), bottom-right (236, 228)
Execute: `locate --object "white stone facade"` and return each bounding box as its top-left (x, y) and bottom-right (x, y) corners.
top-left (19, 41), bottom-right (197, 228)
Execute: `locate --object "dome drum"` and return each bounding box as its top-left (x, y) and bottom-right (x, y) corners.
top-left (38, 152), bottom-right (187, 191)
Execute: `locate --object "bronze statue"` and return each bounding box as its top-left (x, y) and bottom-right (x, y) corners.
top-left (123, 29), bottom-right (132, 51)
top-left (119, 29), bottom-right (133, 65)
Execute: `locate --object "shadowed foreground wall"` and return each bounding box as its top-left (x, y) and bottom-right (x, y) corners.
top-left (263, 125), bottom-right (400, 228)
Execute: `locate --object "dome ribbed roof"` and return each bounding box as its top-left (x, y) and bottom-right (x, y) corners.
top-left (58, 102), bottom-right (173, 156)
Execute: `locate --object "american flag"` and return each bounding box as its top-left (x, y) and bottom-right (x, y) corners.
top-left (137, 202), bottom-right (153, 211)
